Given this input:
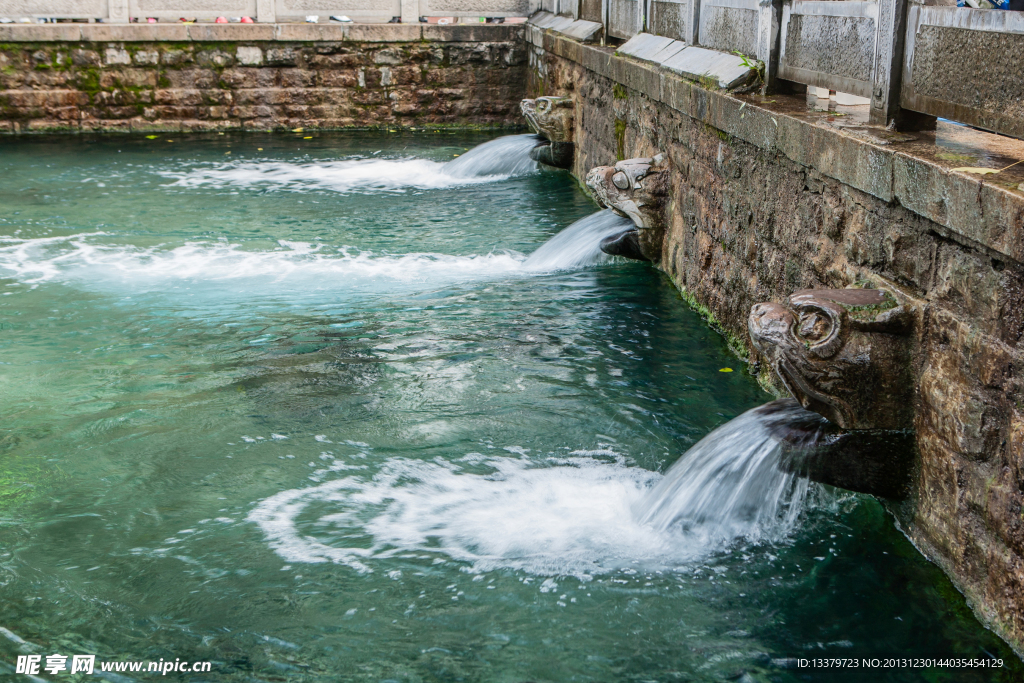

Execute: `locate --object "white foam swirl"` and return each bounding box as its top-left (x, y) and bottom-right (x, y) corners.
top-left (161, 135), bottom-right (541, 194)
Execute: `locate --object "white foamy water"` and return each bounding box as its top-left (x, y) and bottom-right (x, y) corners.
top-left (250, 404), bottom-right (818, 577)
top-left (0, 210), bottom-right (628, 294)
top-left (163, 135), bottom-right (541, 194)
top-left (523, 209), bottom-right (635, 271)
top-left (249, 452), bottom-right (673, 577)
top-left (0, 235), bottom-right (524, 292)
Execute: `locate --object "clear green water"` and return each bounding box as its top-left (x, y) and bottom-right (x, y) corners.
top-left (0, 132), bottom-right (1019, 682)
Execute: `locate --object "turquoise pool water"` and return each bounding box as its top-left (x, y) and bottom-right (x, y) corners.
top-left (0, 131), bottom-right (1019, 682)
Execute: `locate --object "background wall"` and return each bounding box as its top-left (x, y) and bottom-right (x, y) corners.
top-left (0, 24), bottom-right (527, 132)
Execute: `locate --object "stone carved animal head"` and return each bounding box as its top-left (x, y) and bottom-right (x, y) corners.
top-left (585, 155), bottom-right (670, 262)
top-left (584, 155), bottom-right (670, 230)
top-left (748, 287), bottom-right (915, 431)
top-left (520, 96), bottom-right (574, 143)
top-left (521, 97), bottom-right (575, 169)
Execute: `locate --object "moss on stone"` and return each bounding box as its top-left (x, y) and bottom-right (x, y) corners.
top-left (677, 285), bottom-right (750, 364)
top-left (615, 118), bottom-right (626, 161)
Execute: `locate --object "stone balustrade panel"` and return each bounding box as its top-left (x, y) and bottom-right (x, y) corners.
top-left (902, 6), bottom-right (1024, 139)
top-left (778, 0), bottom-right (877, 99)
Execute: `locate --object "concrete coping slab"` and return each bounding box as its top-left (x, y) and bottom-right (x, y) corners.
top-left (529, 12), bottom-right (560, 28)
top-left (80, 23), bottom-right (189, 41)
top-left (547, 15), bottom-right (576, 32)
top-left (561, 19), bottom-right (602, 42)
top-left (528, 12), bottom-right (602, 43)
top-left (188, 23), bottom-right (277, 41)
top-left (649, 39), bottom-right (688, 64)
top-left (661, 45), bottom-right (754, 89)
top-left (618, 33), bottom-right (677, 61)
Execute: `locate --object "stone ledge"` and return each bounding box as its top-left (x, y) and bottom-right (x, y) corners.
top-left (0, 22), bottom-right (522, 43)
top-left (532, 28), bottom-right (1024, 263)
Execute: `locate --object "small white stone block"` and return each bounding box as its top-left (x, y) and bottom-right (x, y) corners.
top-left (237, 46), bottom-right (263, 66)
top-left (104, 47), bottom-right (130, 65)
top-left (133, 50), bottom-right (158, 65)
top-left (835, 91), bottom-right (870, 106)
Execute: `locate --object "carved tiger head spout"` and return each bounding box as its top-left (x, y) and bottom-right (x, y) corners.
top-left (748, 286), bottom-right (916, 431)
top-left (520, 96), bottom-right (574, 169)
top-left (585, 155), bottom-right (671, 262)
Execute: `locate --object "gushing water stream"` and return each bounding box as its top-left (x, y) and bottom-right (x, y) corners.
top-left (524, 209), bottom-right (634, 270)
top-left (635, 400), bottom-right (815, 546)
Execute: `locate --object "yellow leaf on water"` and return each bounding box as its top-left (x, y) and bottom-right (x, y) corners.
top-left (303, 136), bottom-right (312, 139)
top-left (166, 139), bottom-right (174, 142)
top-left (719, 368), bottom-right (733, 373)
top-left (258, 148), bottom-right (263, 151)
top-left (145, 135), bottom-right (158, 139)
top-left (291, 128), bottom-right (303, 133)
top-left (225, 151), bottom-right (231, 155)
top-left (951, 167), bottom-right (999, 175)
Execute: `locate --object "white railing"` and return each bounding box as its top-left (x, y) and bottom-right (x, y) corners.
top-left (0, 0), bottom-right (534, 21)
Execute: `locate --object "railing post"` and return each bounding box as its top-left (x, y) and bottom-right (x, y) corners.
top-left (869, 0), bottom-right (909, 126)
top-left (400, 0), bottom-right (418, 23)
top-left (257, 0), bottom-right (276, 23)
top-left (601, 0), bottom-right (609, 45)
top-left (109, 0), bottom-right (129, 22)
top-left (756, 0), bottom-right (782, 92)
top-left (686, 0), bottom-right (700, 45)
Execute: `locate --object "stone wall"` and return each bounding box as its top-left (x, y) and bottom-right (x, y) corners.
top-left (528, 27), bottom-right (1024, 656)
top-left (0, 24), bottom-right (527, 132)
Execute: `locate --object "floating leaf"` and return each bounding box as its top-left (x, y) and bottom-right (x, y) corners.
top-left (145, 135), bottom-right (158, 139)
top-left (719, 368), bottom-right (733, 373)
top-left (951, 167), bottom-right (999, 175)
top-left (303, 136), bottom-right (312, 139)
top-left (257, 148), bottom-right (263, 151)
top-left (291, 128), bottom-right (303, 132)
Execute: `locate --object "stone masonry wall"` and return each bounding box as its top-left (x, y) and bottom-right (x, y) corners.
top-left (0, 24), bottom-right (527, 132)
top-left (529, 31), bottom-right (1024, 655)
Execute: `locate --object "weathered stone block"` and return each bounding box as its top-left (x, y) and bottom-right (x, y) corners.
top-left (236, 47), bottom-right (263, 66)
top-left (71, 49), bottom-right (101, 67)
top-left (161, 49), bottom-right (194, 66)
top-left (318, 71), bottom-right (358, 89)
top-left (196, 50), bottom-right (235, 69)
top-left (104, 48), bottom-right (131, 66)
top-left (163, 69), bottom-right (218, 90)
top-left (278, 69), bottom-right (317, 88)
top-left (128, 117), bottom-right (181, 132)
top-left (265, 48), bottom-right (298, 67)
top-left (133, 50), bottom-right (159, 66)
